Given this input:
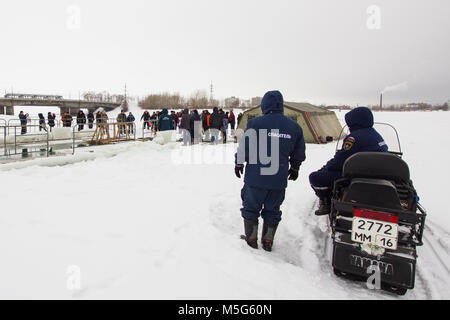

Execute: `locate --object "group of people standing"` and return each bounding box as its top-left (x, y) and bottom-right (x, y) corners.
top-left (116, 110), bottom-right (136, 134)
top-left (19, 111), bottom-right (54, 134)
top-left (18, 110), bottom-right (110, 134)
top-left (139, 109), bottom-right (175, 132)
top-left (202, 108), bottom-right (236, 144)
top-left (178, 108), bottom-right (242, 145)
top-left (17, 108), bottom-right (244, 140)
top-left (138, 108), bottom-right (243, 145)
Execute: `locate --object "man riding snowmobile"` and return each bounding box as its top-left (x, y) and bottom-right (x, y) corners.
top-left (309, 107), bottom-right (388, 216)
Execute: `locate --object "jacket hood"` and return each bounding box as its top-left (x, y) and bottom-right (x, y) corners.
top-left (161, 109), bottom-right (168, 115)
top-left (345, 107), bottom-right (374, 131)
top-left (261, 90), bottom-right (284, 114)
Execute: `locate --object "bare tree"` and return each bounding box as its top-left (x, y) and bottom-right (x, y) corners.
top-left (188, 90), bottom-right (209, 109)
top-left (139, 92), bottom-right (184, 109)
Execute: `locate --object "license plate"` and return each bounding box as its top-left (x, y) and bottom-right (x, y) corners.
top-left (351, 216), bottom-right (398, 250)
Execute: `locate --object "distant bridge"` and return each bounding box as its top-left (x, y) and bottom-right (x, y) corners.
top-left (0, 93), bottom-right (122, 115)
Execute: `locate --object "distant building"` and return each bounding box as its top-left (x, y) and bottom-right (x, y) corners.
top-left (251, 97), bottom-right (262, 106)
top-left (225, 96), bottom-right (240, 108)
top-left (240, 99), bottom-right (251, 109)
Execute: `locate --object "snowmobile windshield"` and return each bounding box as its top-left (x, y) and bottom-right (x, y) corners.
top-left (336, 122), bottom-right (402, 155)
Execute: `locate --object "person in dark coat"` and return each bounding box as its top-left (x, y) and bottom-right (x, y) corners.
top-left (235, 90), bottom-right (306, 251)
top-left (126, 112), bottom-right (135, 134)
top-left (180, 109), bottom-right (191, 146)
top-left (309, 107), bottom-right (388, 216)
top-left (62, 113), bottom-right (73, 128)
top-left (221, 110), bottom-right (229, 144)
top-left (229, 110), bottom-right (236, 136)
top-left (19, 111), bottom-right (27, 134)
top-left (201, 110), bottom-right (210, 141)
top-left (95, 111), bottom-right (102, 124)
top-left (47, 112), bottom-right (56, 132)
top-left (76, 110), bottom-right (86, 131)
top-left (141, 111), bottom-right (151, 130)
top-left (190, 109), bottom-right (201, 144)
top-left (209, 107), bottom-right (223, 144)
top-left (117, 110), bottom-right (127, 134)
top-left (171, 111), bottom-right (179, 129)
top-left (38, 113), bottom-right (47, 132)
top-left (158, 109), bottom-right (174, 131)
top-left (87, 111), bottom-right (95, 129)
top-left (237, 113), bottom-right (243, 127)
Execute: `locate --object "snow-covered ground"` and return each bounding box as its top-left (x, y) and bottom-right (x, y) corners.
top-left (0, 109), bottom-right (449, 299)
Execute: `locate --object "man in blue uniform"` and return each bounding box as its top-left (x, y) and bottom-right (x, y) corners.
top-left (309, 107), bottom-right (388, 216)
top-left (235, 90), bottom-right (306, 251)
top-left (158, 108), bottom-right (174, 131)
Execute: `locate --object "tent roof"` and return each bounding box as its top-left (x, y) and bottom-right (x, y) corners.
top-left (284, 102), bottom-right (330, 113)
top-left (246, 102), bottom-right (330, 113)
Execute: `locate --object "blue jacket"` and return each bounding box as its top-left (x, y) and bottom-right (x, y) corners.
top-left (325, 107), bottom-right (388, 172)
top-left (158, 109), bottom-right (174, 131)
top-left (19, 113), bottom-right (27, 125)
top-left (235, 91), bottom-right (306, 190)
top-left (127, 115), bottom-right (135, 122)
top-left (223, 117), bottom-right (229, 129)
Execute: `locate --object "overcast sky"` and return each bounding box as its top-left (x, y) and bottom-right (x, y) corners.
top-left (0, 0), bottom-right (448, 105)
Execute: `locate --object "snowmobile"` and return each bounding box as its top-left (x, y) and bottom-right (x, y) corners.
top-left (329, 123), bottom-right (426, 295)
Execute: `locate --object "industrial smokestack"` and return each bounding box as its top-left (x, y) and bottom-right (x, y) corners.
top-left (380, 93), bottom-right (383, 110)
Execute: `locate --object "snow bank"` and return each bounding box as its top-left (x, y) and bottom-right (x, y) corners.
top-left (153, 130), bottom-right (178, 145)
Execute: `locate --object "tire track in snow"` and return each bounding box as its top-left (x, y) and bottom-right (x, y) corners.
top-left (422, 221), bottom-right (450, 275)
top-left (414, 268), bottom-right (434, 300)
top-left (274, 197), bottom-right (333, 275)
top-left (423, 235), bottom-right (450, 276)
top-left (415, 220), bottom-right (450, 299)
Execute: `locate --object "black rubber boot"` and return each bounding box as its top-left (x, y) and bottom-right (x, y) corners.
top-left (261, 221), bottom-right (279, 252)
top-left (315, 197), bottom-right (331, 216)
top-left (243, 219), bottom-right (259, 249)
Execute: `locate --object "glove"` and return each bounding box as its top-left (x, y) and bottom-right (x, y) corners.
top-left (288, 168), bottom-right (299, 181)
top-left (235, 164), bottom-right (244, 178)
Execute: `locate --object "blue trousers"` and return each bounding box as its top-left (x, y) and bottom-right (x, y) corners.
top-left (241, 184), bottom-right (285, 225)
top-left (309, 170), bottom-right (342, 198)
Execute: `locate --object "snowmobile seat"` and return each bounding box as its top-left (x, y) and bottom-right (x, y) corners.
top-left (343, 152), bottom-right (410, 183)
top-left (343, 178), bottom-right (403, 210)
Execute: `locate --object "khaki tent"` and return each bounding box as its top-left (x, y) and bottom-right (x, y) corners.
top-left (237, 102), bottom-right (342, 144)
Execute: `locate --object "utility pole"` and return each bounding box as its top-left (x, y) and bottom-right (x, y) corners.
top-left (209, 81), bottom-right (214, 106)
top-left (209, 81), bottom-right (214, 102)
top-left (123, 83), bottom-right (129, 111)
